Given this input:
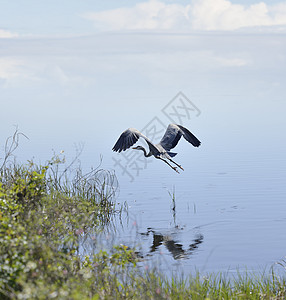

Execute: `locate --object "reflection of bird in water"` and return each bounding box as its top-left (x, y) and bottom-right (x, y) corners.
top-left (142, 228), bottom-right (203, 260)
top-left (112, 124), bottom-right (201, 173)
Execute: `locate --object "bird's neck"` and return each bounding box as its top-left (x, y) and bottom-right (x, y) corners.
top-left (138, 146), bottom-right (152, 157)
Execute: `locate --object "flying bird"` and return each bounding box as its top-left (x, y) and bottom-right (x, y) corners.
top-left (112, 124), bottom-right (201, 173)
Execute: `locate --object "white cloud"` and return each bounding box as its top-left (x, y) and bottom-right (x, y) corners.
top-left (0, 29), bottom-right (18, 38)
top-left (84, 1), bottom-right (189, 31)
top-left (0, 55), bottom-right (95, 89)
top-left (190, 0), bottom-right (286, 30)
top-left (84, 0), bottom-right (286, 31)
top-left (82, 0), bottom-right (188, 30)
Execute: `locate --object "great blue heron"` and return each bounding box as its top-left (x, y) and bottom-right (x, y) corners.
top-left (112, 124), bottom-right (201, 173)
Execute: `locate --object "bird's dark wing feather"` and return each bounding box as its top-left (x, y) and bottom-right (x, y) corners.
top-left (112, 128), bottom-right (141, 152)
top-left (159, 124), bottom-right (182, 151)
top-left (177, 125), bottom-right (201, 147)
top-left (159, 124), bottom-right (201, 151)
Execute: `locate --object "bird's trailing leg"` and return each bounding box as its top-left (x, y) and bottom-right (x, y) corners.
top-left (159, 157), bottom-right (180, 173)
top-left (167, 158), bottom-right (184, 171)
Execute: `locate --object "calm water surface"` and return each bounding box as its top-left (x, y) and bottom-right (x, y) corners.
top-left (109, 155), bottom-right (286, 276)
top-left (7, 94), bottom-right (286, 278)
top-left (96, 98), bottom-right (286, 277)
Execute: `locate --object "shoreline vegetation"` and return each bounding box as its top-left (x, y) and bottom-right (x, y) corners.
top-left (1, 131), bottom-right (286, 299)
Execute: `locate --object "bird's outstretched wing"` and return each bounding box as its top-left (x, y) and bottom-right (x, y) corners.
top-left (112, 128), bottom-right (142, 152)
top-left (159, 124), bottom-right (201, 151)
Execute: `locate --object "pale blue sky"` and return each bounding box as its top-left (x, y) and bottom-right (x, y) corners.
top-left (0, 0), bottom-right (286, 171)
top-left (0, 0), bottom-right (286, 35)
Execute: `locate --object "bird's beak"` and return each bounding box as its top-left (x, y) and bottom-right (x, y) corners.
top-left (132, 147), bottom-right (136, 149)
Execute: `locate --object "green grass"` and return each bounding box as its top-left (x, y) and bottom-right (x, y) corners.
top-left (0, 131), bottom-right (285, 299)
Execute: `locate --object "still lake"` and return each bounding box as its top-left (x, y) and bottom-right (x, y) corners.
top-left (85, 95), bottom-right (286, 277)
